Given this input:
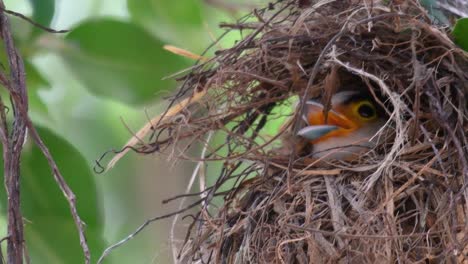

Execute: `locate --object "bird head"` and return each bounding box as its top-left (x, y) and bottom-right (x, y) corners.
top-left (298, 90), bottom-right (387, 159)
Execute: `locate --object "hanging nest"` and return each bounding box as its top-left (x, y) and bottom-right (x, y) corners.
top-left (108, 0), bottom-right (468, 263)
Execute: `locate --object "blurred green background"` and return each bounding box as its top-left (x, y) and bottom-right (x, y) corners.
top-left (0, 0), bottom-right (464, 263)
top-left (0, 0), bottom-right (261, 263)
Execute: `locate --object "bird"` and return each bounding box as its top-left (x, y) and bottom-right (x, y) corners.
top-left (297, 90), bottom-right (387, 160)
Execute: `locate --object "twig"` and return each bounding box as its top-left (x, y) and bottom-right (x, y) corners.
top-left (0, 7), bottom-right (68, 33)
top-left (97, 199), bottom-right (204, 264)
top-left (22, 118), bottom-right (91, 263)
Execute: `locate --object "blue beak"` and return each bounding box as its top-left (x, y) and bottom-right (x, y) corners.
top-left (297, 125), bottom-right (339, 141)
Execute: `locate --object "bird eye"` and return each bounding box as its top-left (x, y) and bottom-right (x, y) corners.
top-left (356, 102), bottom-right (376, 119)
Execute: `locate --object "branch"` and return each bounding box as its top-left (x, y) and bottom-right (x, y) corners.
top-left (0, 1), bottom-right (28, 262)
top-left (0, 2), bottom-right (90, 264)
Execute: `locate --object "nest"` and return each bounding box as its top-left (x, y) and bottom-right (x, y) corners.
top-left (111, 0), bottom-right (468, 263)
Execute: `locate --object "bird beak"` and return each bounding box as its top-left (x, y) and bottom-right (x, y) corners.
top-left (297, 100), bottom-right (356, 142)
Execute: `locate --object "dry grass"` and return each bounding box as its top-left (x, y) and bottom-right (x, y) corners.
top-left (109, 0), bottom-right (468, 263)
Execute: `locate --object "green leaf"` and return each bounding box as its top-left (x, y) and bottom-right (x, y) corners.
top-left (62, 19), bottom-right (189, 105)
top-left (0, 126), bottom-right (105, 263)
top-left (127, 0), bottom-right (203, 25)
top-left (25, 60), bottom-right (50, 115)
top-left (453, 18), bottom-right (468, 51)
top-left (127, 0), bottom-right (205, 49)
top-left (420, 0), bottom-right (450, 25)
top-left (29, 0), bottom-right (55, 27)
